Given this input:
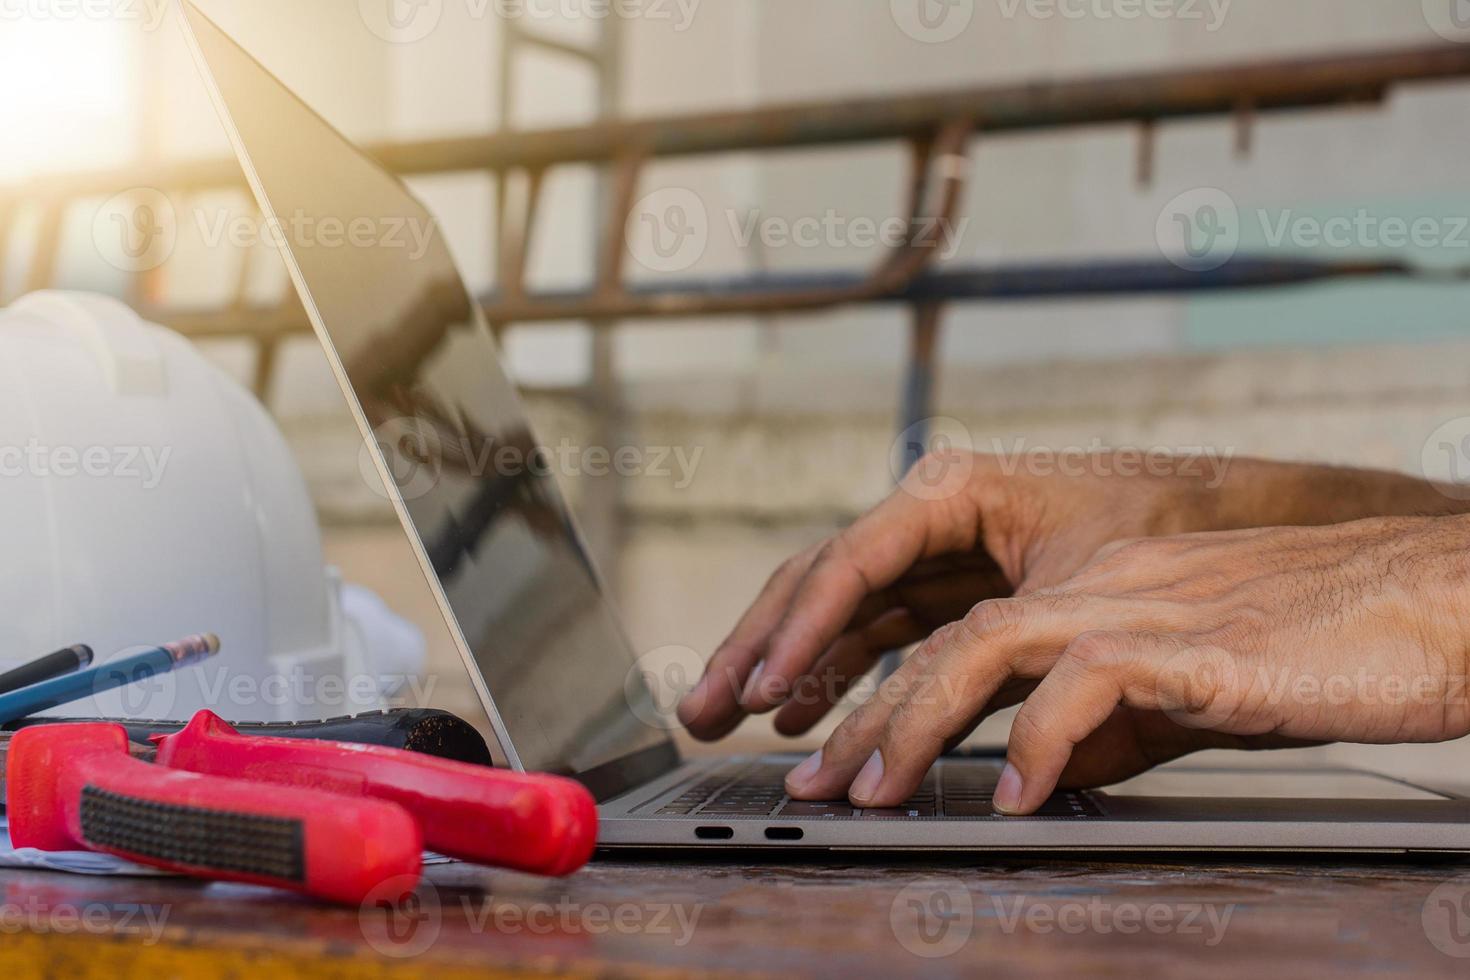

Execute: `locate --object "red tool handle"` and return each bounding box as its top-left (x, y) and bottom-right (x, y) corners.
top-left (6, 723), bottom-right (422, 905)
top-left (153, 710), bottom-right (597, 876)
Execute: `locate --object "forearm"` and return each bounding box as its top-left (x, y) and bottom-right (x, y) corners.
top-left (1204, 458), bottom-right (1470, 530)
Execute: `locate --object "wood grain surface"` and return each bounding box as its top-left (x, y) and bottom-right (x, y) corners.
top-left (1, 850), bottom-right (1469, 978)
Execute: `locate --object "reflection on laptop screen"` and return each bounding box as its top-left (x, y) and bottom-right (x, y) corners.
top-left (179, 1), bottom-right (673, 791)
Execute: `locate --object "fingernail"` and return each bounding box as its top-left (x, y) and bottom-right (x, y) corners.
top-left (849, 750), bottom-right (885, 803)
top-left (739, 662), bottom-right (766, 707)
top-left (993, 763), bottom-right (1023, 814)
top-left (785, 749), bottom-right (823, 793)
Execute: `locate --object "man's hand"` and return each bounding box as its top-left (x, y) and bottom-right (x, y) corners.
top-left (676, 449), bottom-right (1462, 743)
top-left (784, 516), bottom-right (1470, 814)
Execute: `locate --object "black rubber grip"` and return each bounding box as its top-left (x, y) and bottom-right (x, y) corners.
top-left (79, 785), bottom-right (305, 882)
top-left (10, 708), bottom-right (494, 766)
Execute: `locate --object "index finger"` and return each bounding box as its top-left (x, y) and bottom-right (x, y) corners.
top-left (746, 484), bottom-right (985, 713)
top-left (677, 543), bottom-right (823, 739)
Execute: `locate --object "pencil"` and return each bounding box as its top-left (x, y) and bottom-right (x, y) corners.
top-left (0, 645), bottom-right (94, 697)
top-left (0, 634), bottom-right (220, 725)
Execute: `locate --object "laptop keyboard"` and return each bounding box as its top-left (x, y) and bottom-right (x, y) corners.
top-left (653, 760), bottom-right (1099, 819)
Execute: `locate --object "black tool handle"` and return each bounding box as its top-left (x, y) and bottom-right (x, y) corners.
top-left (0, 646), bottom-right (94, 697)
top-left (6, 708), bottom-right (494, 766)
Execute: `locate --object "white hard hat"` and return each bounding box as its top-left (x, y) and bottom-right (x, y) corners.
top-left (0, 291), bottom-right (424, 721)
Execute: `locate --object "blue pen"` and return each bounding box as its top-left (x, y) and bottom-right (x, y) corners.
top-left (0, 634), bottom-right (220, 725)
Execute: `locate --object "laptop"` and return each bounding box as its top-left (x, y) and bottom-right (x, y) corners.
top-left (177, 1), bottom-right (1470, 854)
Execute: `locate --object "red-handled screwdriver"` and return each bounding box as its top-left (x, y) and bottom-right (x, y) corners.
top-left (5, 723), bottom-right (423, 905)
top-left (152, 710), bottom-right (598, 876)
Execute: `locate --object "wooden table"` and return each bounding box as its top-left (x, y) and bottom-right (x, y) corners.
top-left (2, 848), bottom-right (1469, 977)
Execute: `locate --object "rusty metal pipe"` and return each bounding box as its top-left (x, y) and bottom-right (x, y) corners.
top-left (5, 45), bottom-right (1468, 205)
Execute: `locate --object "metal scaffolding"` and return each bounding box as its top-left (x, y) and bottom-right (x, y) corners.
top-left (3, 41), bottom-right (1469, 474)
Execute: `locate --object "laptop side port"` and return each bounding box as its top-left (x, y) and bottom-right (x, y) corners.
top-left (764, 827), bottom-right (804, 841)
top-left (695, 826), bottom-right (734, 840)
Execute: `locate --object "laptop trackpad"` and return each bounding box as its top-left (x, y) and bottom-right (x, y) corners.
top-left (1103, 770), bottom-right (1447, 800)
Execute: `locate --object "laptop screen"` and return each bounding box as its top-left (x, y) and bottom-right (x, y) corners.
top-left (178, 1), bottom-right (677, 796)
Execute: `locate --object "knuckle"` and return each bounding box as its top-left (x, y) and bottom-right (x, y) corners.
top-left (1008, 706), bottom-right (1049, 751)
top-left (773, 552), bottom-right (810, 585)
top-left (911, 621), bottom-right (963, 665)
top-left (824, 711), bottom-right (868, 759)
top-left (962, 597), bottom-right (1028, 639)
top-left (884, 700), bottom-right (925, 744)
top-left (1063, 631), bottom-right (1124, 669)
